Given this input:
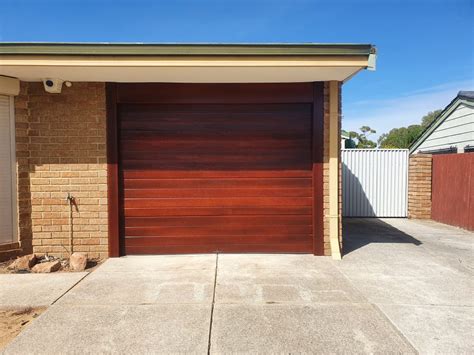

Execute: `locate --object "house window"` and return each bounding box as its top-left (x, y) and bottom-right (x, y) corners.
top-left (0, 95), bottom-right (16, 245)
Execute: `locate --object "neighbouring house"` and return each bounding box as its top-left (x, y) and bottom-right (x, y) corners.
top-left (409, 91), bottom-right (474, 155)
top-left (0, 43), bottom-right (376, 260)
top-left (408, 91), bottom-right (473, 230)
top-left (341, 131), bottom-right (350, 148)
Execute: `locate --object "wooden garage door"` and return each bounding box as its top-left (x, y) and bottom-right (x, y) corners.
top-left (114, 83), bottom-right (323, 255)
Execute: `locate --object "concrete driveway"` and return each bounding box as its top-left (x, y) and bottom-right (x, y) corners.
top-left (3, 218), bottom-right (473, 354)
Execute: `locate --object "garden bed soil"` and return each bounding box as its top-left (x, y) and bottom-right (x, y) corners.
top-left (0, 307), bottom-right (45, 349)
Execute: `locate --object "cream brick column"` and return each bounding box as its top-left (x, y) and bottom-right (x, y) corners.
top-left (328, 81), bottom-right (342, 259)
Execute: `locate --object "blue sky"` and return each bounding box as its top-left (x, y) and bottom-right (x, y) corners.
top-left (1, 0), bottom-right (473, 138)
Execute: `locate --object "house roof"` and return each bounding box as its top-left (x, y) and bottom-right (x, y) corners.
top-left (0, 42), bottom-right (376, 56)
top-left (458, 91), bottom-right (474, 100)
top-left (409, 91), bottom-right (474, 154)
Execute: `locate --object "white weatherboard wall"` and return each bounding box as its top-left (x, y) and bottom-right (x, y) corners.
top-left (342, 149), bottom-right (409, 217)
top-left (416, 103), bottom-right (474, 153)
top-left (0, 95), bottom-right (16, 245)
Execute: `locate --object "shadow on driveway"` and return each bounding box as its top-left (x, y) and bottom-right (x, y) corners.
top-left (343, 218), bottom-right (422, 255)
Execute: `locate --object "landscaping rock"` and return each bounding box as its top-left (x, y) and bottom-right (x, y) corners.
top-left (8, 254), bottom-right (37, 270)
top-left (69, 253), bottom-right (88, 271)
top-left (31, 260), bottom-right (61, 273)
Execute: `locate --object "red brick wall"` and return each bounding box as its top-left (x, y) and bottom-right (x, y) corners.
top-left (408, 154), bottom-right (432, 219)
top-left (15, 82), bottom-right (108, 259)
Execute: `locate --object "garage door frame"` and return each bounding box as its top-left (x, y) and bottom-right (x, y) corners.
top-left (106, 82), bottom-right (325, 257)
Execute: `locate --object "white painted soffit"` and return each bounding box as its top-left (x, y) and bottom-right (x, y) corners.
top-left (0, 55), bottom-right (370, 83)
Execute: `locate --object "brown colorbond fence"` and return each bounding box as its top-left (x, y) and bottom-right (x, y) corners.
top-left (431, 153), bottom-right (474, 231)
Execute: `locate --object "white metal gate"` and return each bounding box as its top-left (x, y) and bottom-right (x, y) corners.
top-left (342, 149), bottom-right (409, 217)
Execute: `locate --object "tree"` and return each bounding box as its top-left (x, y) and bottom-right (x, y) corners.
top-left (378, 109), bottom-right (442, 148)
top-left (421, 110), bottom-right (442, 128)
top-left (378, 125), bottom-right (424, 148)
top-left (348, 126), bottom-right (377, 148)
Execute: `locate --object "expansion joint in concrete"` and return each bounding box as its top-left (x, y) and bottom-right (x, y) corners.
top-left (207, 253), bottom-right (219, 355)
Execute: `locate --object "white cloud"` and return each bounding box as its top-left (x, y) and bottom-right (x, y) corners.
top-left (342, 79), bottom-right (474, 139)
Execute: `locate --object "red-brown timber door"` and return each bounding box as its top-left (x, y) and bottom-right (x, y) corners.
top-left (117, 83), bottom-right (322, 254)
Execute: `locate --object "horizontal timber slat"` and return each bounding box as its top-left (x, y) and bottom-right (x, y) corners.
top-left (124, 207), bottom-right (312, 217)
top-left (125, 224), bottom-right (312, 237)
top-left (117, 83), bottom-right (314, 104)
top-left (124, 187), bottom-right (311, 198)
top-left (123, 178), bottom-right (312, 189)
top-left (125, 215), bottom-right (311, 227)
top-left (122, 170), bottom-right (312, 179)
top-left (125, 242), bottom-right (313, 254)
top-left (123, 197), bottom-right (312, 208)
top-left (125, 235), bottom-right (311, 247)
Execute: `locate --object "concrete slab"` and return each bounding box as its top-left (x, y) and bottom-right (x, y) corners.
top-left (386, 218), bottom-right (474, 274)
top-left (0, 273), bottom-right (87, 307)
top-left (218, 253), bottom-right (335, 271)
top-left (57, 269), bottom-right (215, 305)
top-left (210, 304), bottom-right (416, 354)
top-left (98, 254), bottom-right (217, 272)
top-left (3, 304), bottom-right (211, 354)
top-left (340, 218), bottom-right (474, 354)
top-left (379, 304), bottom-right (474, 355)
top-left (216, 266), bottom-right (365, 304)
top-left (337, 271), bottom-right (473, 306)
top-left (339, 219), bottom-right (474, 307)
top-left (2, 219), bottom-right (471, 354)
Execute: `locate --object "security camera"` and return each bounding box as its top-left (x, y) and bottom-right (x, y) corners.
top-left (42, 78), bottom-right (65, 93)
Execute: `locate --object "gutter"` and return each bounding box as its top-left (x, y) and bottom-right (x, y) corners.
top-left (0, 42), bottom-right (376, 58)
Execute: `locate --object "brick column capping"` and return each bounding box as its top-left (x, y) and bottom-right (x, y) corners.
top-left (408, 154), bottom-right (433, 219)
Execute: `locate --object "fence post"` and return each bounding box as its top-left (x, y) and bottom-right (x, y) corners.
top-left (408, 154), bottom-right (432, 219)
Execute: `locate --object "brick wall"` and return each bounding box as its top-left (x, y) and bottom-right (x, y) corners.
top-left (408, 154), bottom-right (432, 219)
top-left (0, 242), bottom-right (21, 262)
top-left (15, 82), bottom-right (108, 259)
top-left (322, 81), bottom-right (342, 256)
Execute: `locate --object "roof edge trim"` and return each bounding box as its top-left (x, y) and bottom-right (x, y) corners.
top-left (0, 42), bottom-right (376, 57)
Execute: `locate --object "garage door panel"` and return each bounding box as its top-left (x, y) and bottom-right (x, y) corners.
top-left (119, 103), bottom-right (312, 115)
top-left (125, 224), bottom-right (312, 237)
top-left (119, 117), bottom-right (311, 132)
top-left (121, 160), bottom-right (311, 172)
top-left (124, 206), bottom-right (313, 217)
top-left (123, 170), bottom-right (312, 179)
top-left (125, 215), bottom-right (311, 227)
top-left (117, 83), bottom-right (314, 104)
top-left (125, 235), bottom-right (311, 247)
top-left (121, 150), bottom-right (310, 163)
top-left (124, 187), bottom-right (311, 198)
top-left (121, 160), bottom-right (311, 171)
top-left (121, 138), bottom-right (310, 151)
top-left (118, 86), bottom-right (317, 254)
top-left (125, 242), bottom-right (314, 255)
top-left (123, 197), bottom-right (313, 208)
top-left (122, 144), bottom-right (311, 156)
top-left (123, 177), bottom-right (312, 189)
top-left (121, 130), bottom-right (310, 141)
